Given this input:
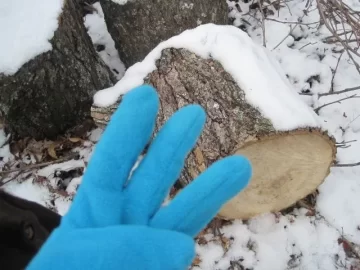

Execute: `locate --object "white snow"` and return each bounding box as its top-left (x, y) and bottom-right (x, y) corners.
top-left (0, 0), bottom-right (64, 75)
top-left (94, 23), bottom-right (320, 131)
top-left (0, 129), bottom-right (13, 163)
top-left (0, 129), bottom-right (8, 147)
top-left (84, 2), bottom-right (125, 80)
top-left (111, 0), bottom-right (128, 5)
top-left (88, 127), bottom-right (104, 143)
top-left (4, 178), bottom-right (52, 208)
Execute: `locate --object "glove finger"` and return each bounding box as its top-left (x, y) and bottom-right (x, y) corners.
top-left (123, 105), bottom-right (205, 224)
top-left (150, 155), bottom-right (252, 237)
top-left (62, 85), bottom-right (159, 228)
top-left (27, 226), bottom-right (195, 270)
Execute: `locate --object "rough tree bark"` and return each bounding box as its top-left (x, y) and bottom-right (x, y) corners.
top-left (91, 48), bottom-right (336, 220)
top-left (0, 0), bottom-right (115, 139)
top-left (99, 0), bottom-right (228, 67)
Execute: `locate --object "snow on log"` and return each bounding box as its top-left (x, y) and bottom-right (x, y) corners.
top-left (91, 24), bottom-right (336, 220)
top-left (0, 0), bottom-right (114, 139)
top-left (99, 0), bottom-right (228, 67)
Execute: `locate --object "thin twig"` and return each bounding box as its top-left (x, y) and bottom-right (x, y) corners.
top-left (317, 213), bottom-right (360, 260)
top-left (333, 161), bottom-right (360, 167)
top-left (336, 139), bottom-right (357, 144)
top-left (336, 145), bottom-right (351, 149)
top-left (272, 24), bottom-right (298, 50)
top-left (340, 238), bottom-right (360, 258)
top-left (266, 18), bottom-right (320, 25)
top-left (299, 85), bottom-right (360, 97)
top-left (0, 152), bottom-right (79, 176)
top-left (324, 36), bottom-right (360, 44)
top-left (258, 0), bottom-right (267, 47)
top-left (313, 94), bottom-right (359, 113)
top-left (344, 114), bottom-right (360, 130)
top-left (1, 171), bottom-right (23, 187)
top-left (0, 133), bottom-right (11, 149)
top-left (330, 52), bottom-right (344, 93)
top-left (317, 0), bottom-right (360, 73)
top-left (298, 42), bottom-right (318, 50)
top-left (271, 0), bottom-right (314, 50)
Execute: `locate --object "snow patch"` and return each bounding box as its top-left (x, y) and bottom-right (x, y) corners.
top-left (196, 214), bottom-right (346, 270)
top-left (0, 0), bottom-right (64, 75)
top-left (84, 2), bottom-right (125, 80)
top-left (3, 178), bottom-right (52, 207)
top-left (94, 24), bottom-right (319, 131)
top-left (111, 0), bottom-right (128, 5)
top-left (0, 129), bottom-right (13, 163)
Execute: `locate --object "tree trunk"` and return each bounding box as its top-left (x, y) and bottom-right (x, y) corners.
top-left (99, 0), bottom-right (228, 67)
top-left (0, 0), bottom-right (115, 139)
top-left (91, 48), bottom-right (336, 220)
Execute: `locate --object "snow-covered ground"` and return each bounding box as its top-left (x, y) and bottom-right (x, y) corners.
top-left (1, 1), bottom-right (360, 269)
top-left (0, 0), bottom-right (63, 75)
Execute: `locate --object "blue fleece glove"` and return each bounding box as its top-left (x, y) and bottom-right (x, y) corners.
top-left (26, 85), bottom-right (252, 270)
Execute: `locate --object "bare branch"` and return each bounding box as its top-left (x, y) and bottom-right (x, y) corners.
top-left (313, 94), bottom-right (359, 113)
top-left (317, 0), bottom-right (360, 73)
top-left (337, 139), bottom-right (358, 144)
top-left (271, 0), bottom-right (314, 50)
top-left (0, 171), bottom-right (24, 187)
top-left (258, 0), bottom-right (267, 47)
top-left (272, 24), bottom-right (297, 50)
top-left (266, 18), bottom-right (320, 25)
top-left (0, 152), bottom-right (79, 176)
top-left (330, 51), bottom-right (344, 93)
top-left (299, 85), bottom-right (360, 97)
top-left (344, 114), bottom-right (360, 130)
top-left (336, 145), bottom-right (351, 149)
top-left (333, 161), bottom-right (360, 167)
top-left (298, 42), bottom-right (318, 50)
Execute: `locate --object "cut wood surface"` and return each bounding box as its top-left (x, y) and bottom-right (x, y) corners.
top-left (91, 48), bottom-right (336, 220)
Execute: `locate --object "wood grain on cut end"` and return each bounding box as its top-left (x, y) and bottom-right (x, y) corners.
top-left (218, 129), bottom-right (336, 220)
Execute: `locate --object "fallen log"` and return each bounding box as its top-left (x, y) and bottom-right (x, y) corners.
top-left (90, 25), bottom-right (336, 220)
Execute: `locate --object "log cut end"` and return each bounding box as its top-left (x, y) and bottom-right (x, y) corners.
top-left (219, 129), bottom-right (336, 219)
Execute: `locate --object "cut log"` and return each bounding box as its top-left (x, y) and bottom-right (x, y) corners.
top-left (90, 25), bottom-right (337, 220)
top-left (0, 0), bottom-right (114, 139)
top-left (99, 0), bottom-right (228, 67)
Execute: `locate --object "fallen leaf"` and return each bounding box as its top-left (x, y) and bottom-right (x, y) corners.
top-left (197, 236), bottom-right (208, 245)
top-left (192, 256), bottom-right (202, 266)
top-left (221, 236), bottom-right (231, 251)
top-left (68, 137), bottom-right (82, 143)
top-left (47, 143), bottom-right (58, 159)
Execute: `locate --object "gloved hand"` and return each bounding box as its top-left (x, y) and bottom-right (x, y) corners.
top-left (26, 85), bottom-right (252, 270)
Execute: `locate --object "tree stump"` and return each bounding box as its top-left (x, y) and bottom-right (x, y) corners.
top-left (99, 0), bottom-right (228, 67)
top-left (91, 48), bottom-right (336, 220)
top-left (0, 0), bottom-right (114, 139)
